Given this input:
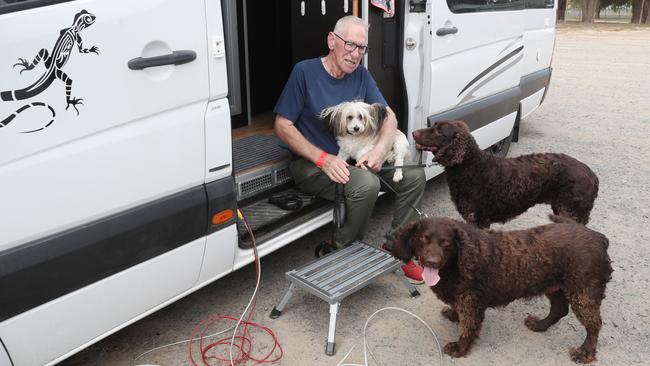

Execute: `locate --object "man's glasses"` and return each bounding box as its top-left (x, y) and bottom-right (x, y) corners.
top-left (333, 33), bottom-right (369, 54)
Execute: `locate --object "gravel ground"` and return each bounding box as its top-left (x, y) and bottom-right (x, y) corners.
top-left (62, 23), bottom-right (650, 366)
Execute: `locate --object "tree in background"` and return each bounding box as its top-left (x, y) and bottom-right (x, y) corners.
top-left (565, 0), bottom-right (648, 23)
top-left (581, 0), bottom-right (600, 22)
top-left (631, 0), bottom-right (649, 23)
top-left (599, 0), bottom-right (630, 18)
top-left (558, 0), bottom-right (568, 20)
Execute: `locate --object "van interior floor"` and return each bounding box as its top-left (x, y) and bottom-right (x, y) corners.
top-left (233, 113), bottom-right (331, 249)
top-left (232, 112), bottom-right (275, 140)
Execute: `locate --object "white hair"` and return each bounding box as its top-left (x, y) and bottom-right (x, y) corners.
top-left (333, 15), bottom-right (369, 36)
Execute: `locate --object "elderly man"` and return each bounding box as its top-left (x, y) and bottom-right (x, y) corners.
top-left (273, 15), bottom-right (425, 282)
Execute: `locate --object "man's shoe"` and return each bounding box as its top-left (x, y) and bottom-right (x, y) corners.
top-left (315, 240), bottom-right (336, 258)
top-left (382, 244), bottom-right (424, 284)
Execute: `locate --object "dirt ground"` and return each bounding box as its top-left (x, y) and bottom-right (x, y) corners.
top-left (61, 23), bottom-right (650, 366)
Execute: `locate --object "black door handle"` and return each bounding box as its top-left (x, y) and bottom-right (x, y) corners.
top-left (128, 50), bottom-right (196, 70)
top-left (436, 27), bottom-right (458, 36)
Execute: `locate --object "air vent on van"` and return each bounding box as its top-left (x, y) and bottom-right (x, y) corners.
top-left (235, 162), bottom-right (294, 200)
top-left (239, 172), bottom-right (274, 199)
top-left (233, 135), bottom-right (293, 200)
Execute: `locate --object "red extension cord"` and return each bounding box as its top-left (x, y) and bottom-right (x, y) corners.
top-left (188, 211), bottom-right (283, 365)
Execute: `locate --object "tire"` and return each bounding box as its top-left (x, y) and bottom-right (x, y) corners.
top-left (487, 126), bottom-right (514, 158)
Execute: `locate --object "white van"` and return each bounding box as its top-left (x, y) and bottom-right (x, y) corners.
top-left (0, 0), bottom-right (555, 364)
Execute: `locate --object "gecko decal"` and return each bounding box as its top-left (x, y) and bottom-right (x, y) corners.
top-left (0, 9), bottom-right (99, 133)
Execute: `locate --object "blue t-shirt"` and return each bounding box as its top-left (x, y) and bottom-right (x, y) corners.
top-left (273, 58), bottom-right (387, 155)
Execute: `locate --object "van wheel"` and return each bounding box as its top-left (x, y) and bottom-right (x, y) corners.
top-left (487, 126), bottom-right (514, 158)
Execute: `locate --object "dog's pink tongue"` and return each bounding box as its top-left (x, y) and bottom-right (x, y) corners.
top-left (423, 266), bottom-right (440, 287)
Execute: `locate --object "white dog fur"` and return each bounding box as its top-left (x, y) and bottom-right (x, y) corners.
top-left (320, 101), bottom-right (410, 182)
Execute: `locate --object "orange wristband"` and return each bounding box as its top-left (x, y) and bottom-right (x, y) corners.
top-left (315, 151), bottom-right (328, 168)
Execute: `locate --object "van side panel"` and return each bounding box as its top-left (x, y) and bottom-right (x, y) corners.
top-left (0, 186), bottom-right (207, 323)
top-left (521, 6), bottom-right (556, 117)
top-left (205, 98), bottom-right (233, 182)
top-left (0, 238), bottom-right (206, 366)
top-left (522, 8), bottom-right (556, 77)
top-left (197, 225), bottom-right (238, 285)
top-left (0, 338), bottom-right (12, 366)
top-left (205, 0), bottom-right (229, 101)
top-left (426, 4), bottom-right (524, 117)
top-left (0, 1), bottom-right (215, 364)
top-left (0, 0), bottom-right (209, 250)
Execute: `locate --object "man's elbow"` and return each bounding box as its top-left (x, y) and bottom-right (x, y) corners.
top-left (384, 107), bottom-right (397, 124)
top-left (274, 115), bottom-right (291, 139)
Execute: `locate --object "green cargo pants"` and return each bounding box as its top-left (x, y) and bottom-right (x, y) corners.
top-left (289, 158), bottom-right (426, 249)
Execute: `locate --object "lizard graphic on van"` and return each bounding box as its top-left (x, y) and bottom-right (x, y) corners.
top-left (0, 9), bottom-right (99, 133)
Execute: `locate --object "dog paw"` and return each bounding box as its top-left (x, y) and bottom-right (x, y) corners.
top-left (441, 306), bottom-right (459, 322)
top-left (392, 171), bottom-right (403, 182)
top-left (569, 346), bottom-right (596, 363)
top-left (443, 341), bottom-right (469, 358)
top-left (525, 315), bottom-right (549, 332)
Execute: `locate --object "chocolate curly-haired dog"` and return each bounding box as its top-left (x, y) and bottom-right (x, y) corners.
top-left (392, 215), bottom-right (612, 363)
top-left (412, 120), bottom-right (599, 228)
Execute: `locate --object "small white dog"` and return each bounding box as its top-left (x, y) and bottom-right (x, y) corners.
top-left (320, 101), bottom-right (410, 182)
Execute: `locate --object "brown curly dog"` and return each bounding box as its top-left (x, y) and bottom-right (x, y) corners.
top-left (391, 215), bottom-right (612, 363)
top-left (412, 120), bottom-right (599, 228)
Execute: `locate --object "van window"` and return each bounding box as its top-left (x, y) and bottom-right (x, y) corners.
top-left (525, 0), bottom-right (554, 8)
top-left (447, 0), bottom-right (524, 13)
top-left (0, 0), bottom-right (74, 14)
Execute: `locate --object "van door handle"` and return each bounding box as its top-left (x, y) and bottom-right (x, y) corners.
top-left (128, 50), bottom-right (197, 70)
top-left (436, 27), bottom-right (458, 36)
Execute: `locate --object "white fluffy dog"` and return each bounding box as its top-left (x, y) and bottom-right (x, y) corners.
top-left (320, 101), bottom-right (410, 182)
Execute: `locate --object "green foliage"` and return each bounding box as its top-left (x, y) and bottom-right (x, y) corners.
top-left (599, 0), bottom-right (631, 11)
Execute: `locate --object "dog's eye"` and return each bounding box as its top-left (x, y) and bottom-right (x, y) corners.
top-left (358, 114), bottom-right (363, 119)
top-left (347, 116), bottom-right (353, 120)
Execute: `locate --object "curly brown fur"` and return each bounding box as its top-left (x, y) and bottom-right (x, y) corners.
top-left (391, 217), bottom-right (613, 363)
top-left (412, 120), bottom-right (599, 228)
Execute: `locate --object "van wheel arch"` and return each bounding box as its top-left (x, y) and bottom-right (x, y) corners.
top-left (487, 107), bottom-right (520, 158)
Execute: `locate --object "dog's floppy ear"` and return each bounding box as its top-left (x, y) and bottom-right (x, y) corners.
top-left (320, 104), bottom-right (344, 134)
top-left (438, 120), bottom-right (457, 138)
top-left (369, 103), bottom-right (387, 129)
top-left (452, 221), bottom-right (471, 250)
top-left (436, 120), bottom-right (470, 166)
top-left (451, 220), bottom-right (478, 278)
top-left (390, 220), bottom-right (421, 262)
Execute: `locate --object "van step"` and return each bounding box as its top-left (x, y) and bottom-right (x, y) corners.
top-left (237, 188), bottom-right (330, 249)
top-left (269, 241), bottom-right (420, 355)
top-left (233, 135), bottom-right (290, 174)
top-left (285, 241), bottom-right (401, 303)
top-left (233, 135), bottom-right (293, 200)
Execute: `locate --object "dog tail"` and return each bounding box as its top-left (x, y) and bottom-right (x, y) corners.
top-left (548, 214), bottom-right (578, 224)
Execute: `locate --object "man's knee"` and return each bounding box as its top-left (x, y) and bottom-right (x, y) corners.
top-left (347, 168), bottom-right (380, 199)
top-left (401, 167), bottom-right (426, 190)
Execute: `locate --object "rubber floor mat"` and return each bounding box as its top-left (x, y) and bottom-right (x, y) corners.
top-left (233, 135), bottom-right (291, 175)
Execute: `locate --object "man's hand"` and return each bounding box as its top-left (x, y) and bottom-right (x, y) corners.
top-left (322, 154), bottom-right (350, 184)
top-left (275, 114), bottom-right (350, 183)
top-left (356, 148), bottom-right (385, 172)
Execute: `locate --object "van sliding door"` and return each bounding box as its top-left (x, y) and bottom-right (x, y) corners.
top-left (407, 1), bottom-right (524, 148)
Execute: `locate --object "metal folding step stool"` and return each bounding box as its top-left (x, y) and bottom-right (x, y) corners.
top-left (269, 241), bottom-right (420, 356)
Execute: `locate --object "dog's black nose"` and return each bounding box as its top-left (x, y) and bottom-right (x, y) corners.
top-left (353, 126), bottom-right (360, 131)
